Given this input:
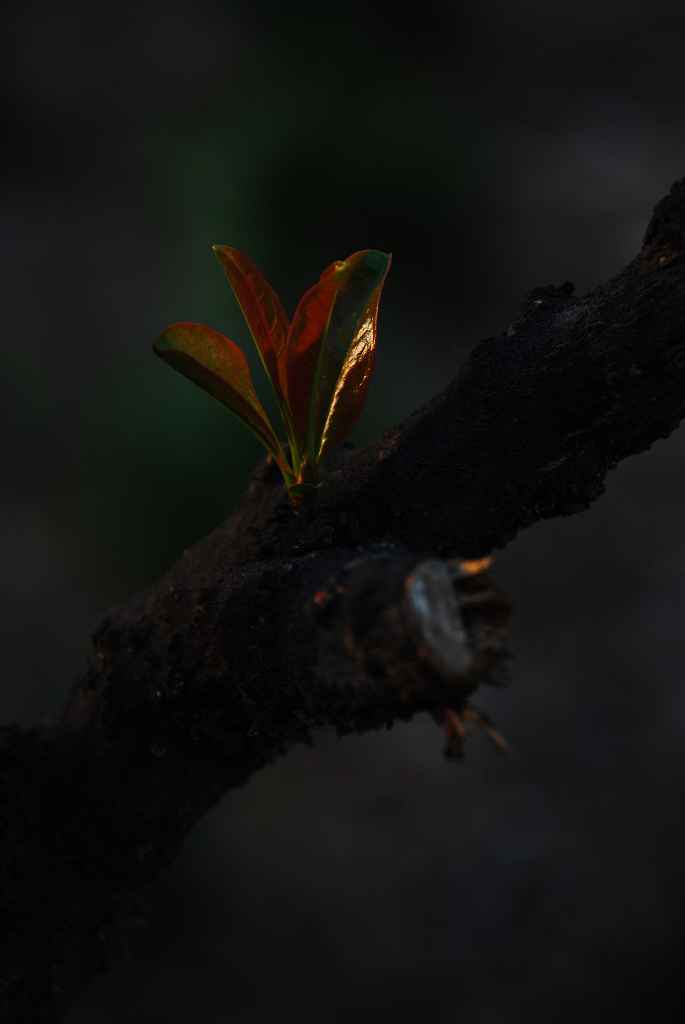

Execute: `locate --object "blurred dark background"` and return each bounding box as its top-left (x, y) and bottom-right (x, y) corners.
top-left (3, 1), bottom-right (685, 1020)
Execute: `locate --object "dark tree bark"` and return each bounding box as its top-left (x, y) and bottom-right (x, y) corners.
top-left (2, 179), bottom-right (685, 1022)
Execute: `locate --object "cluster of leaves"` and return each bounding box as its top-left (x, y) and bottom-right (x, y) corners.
top-left (155, 247), bottom-right (391, 504)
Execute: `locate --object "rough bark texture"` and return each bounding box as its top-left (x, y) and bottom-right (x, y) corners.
top-left (2, 179), bottom-right (685, 1022)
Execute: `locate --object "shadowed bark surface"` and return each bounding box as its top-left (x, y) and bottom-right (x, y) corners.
top-left (1, 178), bottom-right (685, 1022)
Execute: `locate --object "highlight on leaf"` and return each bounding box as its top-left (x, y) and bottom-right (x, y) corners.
top-left (284, 251), bottom-right (392, 463)
top-left (154, 247), bottom-right (391, 505)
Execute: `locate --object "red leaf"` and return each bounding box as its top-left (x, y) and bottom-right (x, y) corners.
top-left (284, 250), bottom-right (391, 462)
top-left (212, 246), bottom-right (289, 399)
top-left (154, 322), bottom-right (287, 472)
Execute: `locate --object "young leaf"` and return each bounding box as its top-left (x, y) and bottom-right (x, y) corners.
top-left (211, 246), bottom-right (289, 399)
top-left (318, 253), bottom-right (392, 459)
top-left (284, 250), bottom-right (391, 464)
top-left (154, 322), bottom-right (288, 474)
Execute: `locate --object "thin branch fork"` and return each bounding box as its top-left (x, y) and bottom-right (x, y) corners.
top-left (2, 179), bottom-right (685, 1022)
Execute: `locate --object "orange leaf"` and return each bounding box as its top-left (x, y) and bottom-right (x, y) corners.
top-left (154, 322), bottom-right (288, 473)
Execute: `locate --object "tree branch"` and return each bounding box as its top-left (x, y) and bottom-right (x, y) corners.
top-left (2, 178), bottom-right (684, 1021)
